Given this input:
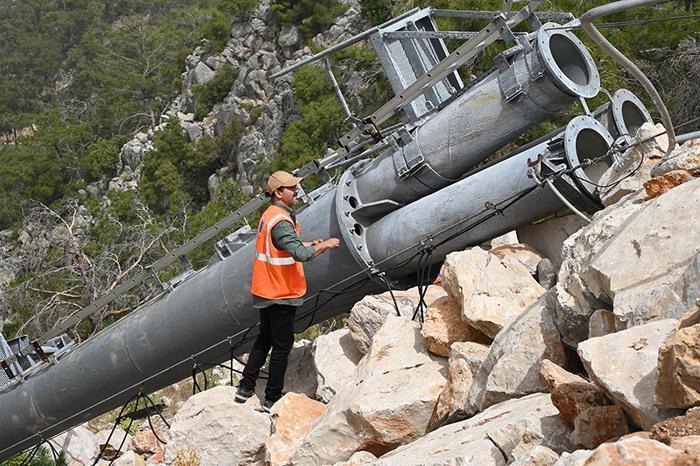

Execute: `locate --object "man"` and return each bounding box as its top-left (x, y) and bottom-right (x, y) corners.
top-left (235, 171), bottom-right (340, 411)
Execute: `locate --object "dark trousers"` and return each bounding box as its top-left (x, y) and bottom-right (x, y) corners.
top-left (240, 304), bottom-right (296, 401)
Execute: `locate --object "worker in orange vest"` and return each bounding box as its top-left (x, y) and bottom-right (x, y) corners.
top-left (236, 171), bottom-right (340, 411)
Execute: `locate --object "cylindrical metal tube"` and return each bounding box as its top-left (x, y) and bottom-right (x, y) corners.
top-left (0, 192), bottom-right (385, 460)
top-left (352, 23), bottom-right (600, 212)
top-left (594, 88), bottom-right (653, 139)
top-left (366, 116), bottom-right (615, 277)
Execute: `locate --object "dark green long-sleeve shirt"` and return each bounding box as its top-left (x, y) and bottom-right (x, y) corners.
top-left (253, 202), bottom-right (315, 309)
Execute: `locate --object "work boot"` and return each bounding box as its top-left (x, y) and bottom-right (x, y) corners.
top-left (235, 385), bottom-right (254, 403)
top-left (261, 398), bottom-right (277, 413)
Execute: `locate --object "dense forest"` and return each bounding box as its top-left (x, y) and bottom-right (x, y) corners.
top-left (1, 0), bottom-right (698, 337)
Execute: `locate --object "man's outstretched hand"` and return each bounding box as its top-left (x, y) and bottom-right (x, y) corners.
top-left (312, 237), bottom-right (340, 255)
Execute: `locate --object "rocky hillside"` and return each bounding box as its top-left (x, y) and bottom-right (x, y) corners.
top-left (37, 128), bottom-right (700, 465)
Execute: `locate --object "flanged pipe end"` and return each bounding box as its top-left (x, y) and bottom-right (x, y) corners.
top-left (610, 88), bottom-right (653, 138)
top-left (537, 22), bottom-right (600, 99)
top-left (563, 116), bottom-right (615, 200)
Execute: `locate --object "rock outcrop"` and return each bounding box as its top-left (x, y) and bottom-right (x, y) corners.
top-left (312, 328), bottom-right (363, 403)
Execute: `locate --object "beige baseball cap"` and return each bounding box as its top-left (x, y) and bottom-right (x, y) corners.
top-left (267, 171), bottom-right (303, 194)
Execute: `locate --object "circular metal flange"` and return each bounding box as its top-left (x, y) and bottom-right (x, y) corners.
top-left (537, 22), bottom-right (600, 99)
top-left (610, 88), bottom-right (653, 138)
top-left (563, 116), bottom-right (615, 199)
top-left (334, 163), bottom-right (379, 272)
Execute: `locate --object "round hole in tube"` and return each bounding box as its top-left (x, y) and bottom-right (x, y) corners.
top-left (576, 128), bottom-right (612, 184)
top-left (621, 101), bottom-right (648, 136)
top-left (348, 196), bottom-right (358, 209)
top-left (549, 34), bottom-right (590, 86)
top-left (353, 224), bottom-right (363, 235)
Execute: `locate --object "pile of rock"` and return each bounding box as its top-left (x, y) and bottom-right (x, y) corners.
top-left (46, 132), bottom-right (700, 466)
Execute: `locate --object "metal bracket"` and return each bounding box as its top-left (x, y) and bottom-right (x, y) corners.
top-left (1, 361), bottom-right (14, 380)
top-left (497, 57), bottom-right (523, 102)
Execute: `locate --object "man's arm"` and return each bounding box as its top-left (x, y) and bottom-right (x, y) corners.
top-left (271, 222), bottom-right (340, 261)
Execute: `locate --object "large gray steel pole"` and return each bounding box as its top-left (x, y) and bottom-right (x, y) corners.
top-left (367, 116), bottom-right (615, 276)
top-left (350, 23), bottom-right (600, 212)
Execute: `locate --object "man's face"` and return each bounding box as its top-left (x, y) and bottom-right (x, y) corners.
top-left (275, 185), bottom-right (299, 207)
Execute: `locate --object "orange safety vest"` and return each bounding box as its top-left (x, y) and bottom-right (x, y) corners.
top-left (250, 205), bottom-right (307, 299)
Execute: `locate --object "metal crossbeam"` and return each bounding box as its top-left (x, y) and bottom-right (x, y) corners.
top-left (431, 9), bottom-right (574, 22)
top-left (384, 30), bottom-right (530, 41)
top-left (339, 0), bottom-right (543, 148)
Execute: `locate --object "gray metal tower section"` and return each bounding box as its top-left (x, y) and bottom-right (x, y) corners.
top-left (370, 8), bottom-right (463, 122)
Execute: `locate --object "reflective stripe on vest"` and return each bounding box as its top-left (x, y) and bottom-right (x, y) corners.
top-left (250, 205), bottom-right (307, 300)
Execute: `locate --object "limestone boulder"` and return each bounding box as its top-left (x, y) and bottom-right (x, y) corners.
top-left (510, 446), bottom-right (560, 466)
top-left (420, 295), bottom-right (490, 357)
top-left (556, 178), bottom-right (700, 346)
top-left (163, 386), bottom-right (270, 465)
top-left (644, 169), bottom-right (695, 198)
top-left (569, 437), bottom-right (693, 465)
top-left (578, 319), bottom-right (680, 429)
top-left (539, 359), bottom-right (609, 425)
top-left (669, 435), bottom-right (700, 458)
top-left (331, 451), bottom-right (378, 465)
top-left (265, 393), bottom-right (326, 466)
top-left (107, 451), bottom-right (145, 466)
top-left (571, 405), bottom-right (629, 449)
top-left (491, 243), bottom-right (544, 276)
top-left (313, 328), bottom-right (363, 403)
top-left (374, 393), bottom-right (572, 465)
top-left (95, 426), bottom-right (132, 460)
top-left (656, 305), bottom-right (700, 410)
top-left (289, 315), bottom-right (447, 465)
top-left (49, 425), bottom-right (99, 465)
top-left (517, 215), bottom-right (588, 270)
top-left (649, 408), bottom-right (700, 444)
top-left (192, 62), bottom-right (215, 85)
top-left (347, 285), bottom-right (446, 354)
top-left (285, 339), bottom-right (318, 398)
top-left (468, 293), bottom-right (565, 413)
top-left (651, 138), bottom-right (700, 177)
top-left (490, 230), bottom-right (519, 247)
top-left (442, 247), bottom-right (546, 339)
top-left (428, 341), bottom-right (489, 430)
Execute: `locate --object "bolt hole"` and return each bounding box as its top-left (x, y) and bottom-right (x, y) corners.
top-left (353, 224), bottom-right (363, 235)
top-left (348, 196), bottom-right (358, 209)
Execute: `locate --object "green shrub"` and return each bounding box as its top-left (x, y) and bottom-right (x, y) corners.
top-left (271, 0), bottom-right (348, 38)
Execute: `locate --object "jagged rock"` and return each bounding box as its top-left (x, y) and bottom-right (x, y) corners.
top-left (517, 215), bottom-right (588, 270)
top-left (265, 393), bottom-right (326, 466)
top-left (192, 62), bottom-right (215, 84)
top-left (442, 247), bottom-right (546, 339)
top-left (374, 393), bottom-right (572, 465)
top-left (539, 359), bottom-right (609, 425)
top-left (649, 407), bottom-right (700, 444)
top-left (278, 25), bottom-right (301, 48)
top-left (578, 319), bottom-right (680, 430)
top-left (563, 437), bottom-right (694, 465)
top-left (584, 179), bottom-right (700, 330)
top-left (510, 445), bottom-right (560, 466)
top-left (130, 431), bottom-right (163, 462)
top-left (49, 425), bottom-right (99, 465)
top-left (597, 124), bottom-right (662, 206)
top-left (490, 230), bottom-right (519, 247)
top-left (95, 427), bottom-right (132, 460)
top-left (312, 328), bottom-right (362, 403)
top-left (347, 285), bottom-right (446, 354)
top-left (420, 295), bottom-right (491, 357)
top-left (651, 140), bottom-right (700, 177)
top-left (491, 243), bottom-right (545, 276)
top-left (556, 178), bottom-right (700, 346)
top-left (428, 341), bottom-right (488, 431)
top-left (331, 451), bottom-right (378, 465)
top-left (468, 293), bottom-right (565, 413)
top-left (285, 339), bottom-right (318, 398)
top-left (163, 386), bottom-right (270, 465)
top-left (587, 309), bottom-right (616, 338)
top-left (656, 305), bottom-right (700, 410)
top-left (553, 449), bottom-right (594, 466)
top-left (289, 315), bottom-right (447, 465)
top-left (119, 139), bottom-right (151, 172)
top-left (537, 258), bottom-right (557, 290)
top-left (571, 405), bottom-right (629, 449)
top-left (644, 169), bottom-right (695, 198)
top-left (180, 120), bottom-right (202, 140)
